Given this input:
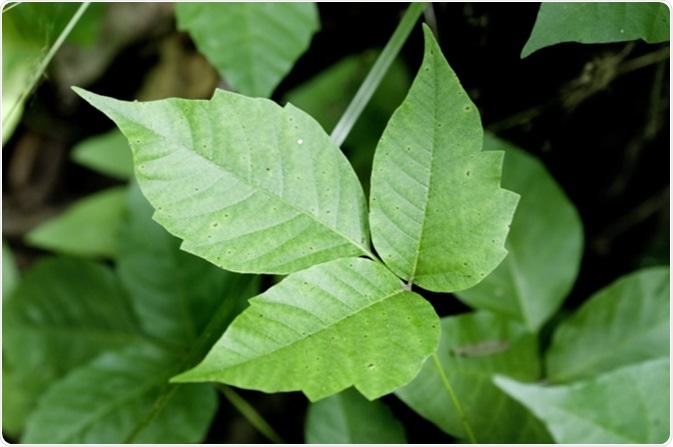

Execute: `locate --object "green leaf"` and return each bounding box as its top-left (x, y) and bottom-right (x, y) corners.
top-left (23, 345), bottom-right (217, 443)
top-left (74, 87), bottom-right (371, 275)
top-left (305, 388), bottom-right (407, 443)
top-left (117, 182), bottom-right (258, 350)
top-left (2, 239), bottom-right (19, 300)
top-left (396, 311), bottom-right (552, 443)
top-left (369, 25), bottom-right (519, 293)
top-left (174, 258), bottom-right (440, 402)
top-left (71, 128), bottom-right (134, 179)
top-left (546, 266), bottom-right (669, 383)
top-left (456, 135), bottom-right (583, 331)
top-left (522, 2), bottom-right (670, 58)
top-left (2, 257), bottom-right (144, 426)
top-left (25, 187), bottom-right (127, 259)
top-left (495, 358), bottom-right (670, 443)
top-left (176, 2), bottom-right (319, 98)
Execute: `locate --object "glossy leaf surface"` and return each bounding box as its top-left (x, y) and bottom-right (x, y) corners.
top-left (176, 3), bottom-right (319, 97)
top-left (75, 87), bottom-right (370, 275)
top-left (174, 258), bottom-right (440, 401)
top-left (546, 266), bottom-right (669, 383)
top-left (495, 358), bottom-right (670, 443)
top-left (456, 135), bottom-right (583, 331)
top-left (396, 311), bottom-right (552, 443)
top-left (369, 25), bottom-right (519, 293)
top-left (23, 345), bottom-right (217, 443)
top-left (305, 388), bottom-right (406, 443)
top-left (522, 2), bottom-right (670, 57)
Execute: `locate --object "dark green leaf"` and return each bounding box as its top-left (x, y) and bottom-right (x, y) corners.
top-left (495, 358), bottom-right (670, 443)
top-left (396, 311), bottom-right (552, 443)
top-left (522, 2), bottom-right (670, 58)
top-left (23, 345), bottom-right (217, 443)
top-left (305, 388), bottom-right (406, 443)
top-left (546, 266), bottom-right (669, 382)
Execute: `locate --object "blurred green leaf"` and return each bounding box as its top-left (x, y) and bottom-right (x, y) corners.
top-left (546, 266), bottom-right (669, 383)
top-left (176, 3), bottom-right (319, 97)
top-left (396, 311), bottom-right (552, 443)
top-left (71, 128), bottom-right (134, 180)
top-left (495, 358), bottom-right (670, 443)
top-left (305, 388), bottom-right (406, 443)
top-left (2, 239), bottom-right (19, 300)
top-left (456, 134), bottom-right (583, 332)
top-left (117, 182), bottom-right (258, 351)
top-left (25, 187), bottom-right (126, 259)
top-left (23, 345), bottom-right (218, 443)
top-left (2, 257), bottom-right (144, 428)
top-left (522, 2), bottom-right (670, 58)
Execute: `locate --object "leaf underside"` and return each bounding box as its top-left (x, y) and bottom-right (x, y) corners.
top-left (369, 25), bottom-right (519, 293)
top-left (74, 87), bottom-right (370, 275)
top-left (173, 258), bottom-right (440, 402)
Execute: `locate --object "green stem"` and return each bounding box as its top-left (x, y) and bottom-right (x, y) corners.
top-left (3, 2), bottom-right (91, 137)
top-left (329, 2), bottom-right (427, 147)
top-left (432, 352), bottom-right (477, 443)
top-left (216, 384), bottom-right (285, 444)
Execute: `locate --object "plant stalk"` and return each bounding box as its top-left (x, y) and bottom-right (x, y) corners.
top-left (329, 2), bottom-right (427, 147)
top-left (432, 352), bottom-right (477, 443)
top-left (216, 384), bottom-right (285, 444)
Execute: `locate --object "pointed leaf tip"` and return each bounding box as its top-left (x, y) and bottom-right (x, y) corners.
top-left (369, 25), bottom-right (519, 293)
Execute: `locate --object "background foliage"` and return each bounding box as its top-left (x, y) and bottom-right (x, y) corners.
top-left (2, 2), bottom-right (669, 443)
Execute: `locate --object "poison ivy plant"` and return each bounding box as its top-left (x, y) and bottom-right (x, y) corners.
top-left (175, 2), bottom-right (320, 98)
top-left (75, 24), bottom-right (518, 403)
top-left (522, 2), bottom-right (670, 58)
top-left (495, 358), bottom-right (670, 444)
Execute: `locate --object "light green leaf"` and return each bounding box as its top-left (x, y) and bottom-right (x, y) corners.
top-left (74, 87), bottom-right (371, 275)
top-left (522, 2), bottom-right (670, 58)
top-left (176, 2), bottom-right (319, 98)
top-left (305, 388), bottom-right (406, 443)
top-left (117, 182), bottom-right (258, 350)
top-left (25, 186), bottom-right (127, 259)
top-left (71, 128), bottom-right (134, 179)
top-left (174, 258), bottom-right (440, 402)
top-left (396, 311), bottom-right (552, 443)
top-left (495, 358), bottom-right (670, 443)
top-left (2, 257), bottom-right (144, 426)
top-left (456, 134), bottom-right (583, 332)
top-left (23, 345), bottom-right (217, 443)
top-left (546, 266), bottom-right (669, 383)
top-left (369, 25), bottom-right (519, 293)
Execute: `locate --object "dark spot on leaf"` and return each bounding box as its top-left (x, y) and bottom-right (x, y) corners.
top-left (367, 363), bottom-right (374, 369)
top-left (464, 106), bottom-right (471, 111)
top-left (211, 222), bottom-right (219, 228)
top-left (466, 170), bottom-right (471, 176)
